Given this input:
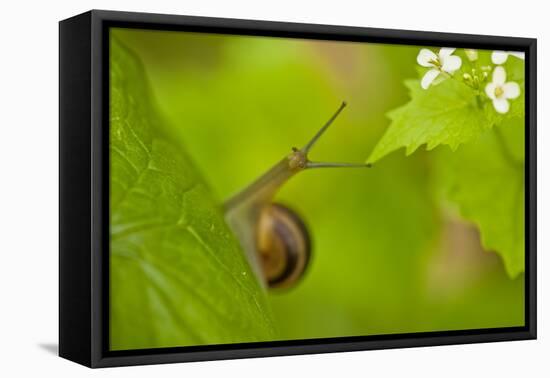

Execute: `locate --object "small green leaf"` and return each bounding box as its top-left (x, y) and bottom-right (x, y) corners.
top-left (436, 117), bottom-right (525, 277)
top-left (368, 79), bottom-right (489, 163)
top-left (109, 38), bottom-right (275, 350)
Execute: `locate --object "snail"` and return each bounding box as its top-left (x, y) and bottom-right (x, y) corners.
top-left (224, 102), bottom-right (370, 290)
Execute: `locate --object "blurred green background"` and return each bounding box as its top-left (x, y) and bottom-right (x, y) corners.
top-left (111, 27), bottom-right (523, 342)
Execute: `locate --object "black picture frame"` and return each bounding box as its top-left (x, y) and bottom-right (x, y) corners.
top-left (59, 9), bottom-right (537, 368)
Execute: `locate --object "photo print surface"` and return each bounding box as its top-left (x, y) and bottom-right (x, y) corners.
top-left (109, 27), bottom-right (526, 351)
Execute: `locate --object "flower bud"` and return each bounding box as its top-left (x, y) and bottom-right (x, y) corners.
top-left (464, 49), bottom-right (478, 61)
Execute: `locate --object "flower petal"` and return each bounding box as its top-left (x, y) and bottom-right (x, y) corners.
top-left (417, 49), bottom-right (437, 67)
top-left (439, 48), bottom-right (456, 58)
top-left (491, 51), bottom-right (508, 65)
top-left (421, 69), bottom-right (440, 89)
top-left (492, 66), bottom-right (506, 85)
top-left (503, 82), bottom-right (520, 99)
top-left (485, 83), bottom-right (497, 100)
top-left (509, 51), bottom-right (525, 60)
top-left (441, 55), bottom-right (462, 73)
top-left (493, 98), bottom-right (510, 114)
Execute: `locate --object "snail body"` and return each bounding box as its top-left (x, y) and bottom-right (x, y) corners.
top-left (224, 102), bottom-right (369, 290)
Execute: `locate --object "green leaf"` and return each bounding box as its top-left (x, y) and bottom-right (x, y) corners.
top-left (109, 38), bottom-right (275, 350)
top-left (368, 79), bottom-right (489, 163)
top-left (435, 117), bottom-right (525, 277)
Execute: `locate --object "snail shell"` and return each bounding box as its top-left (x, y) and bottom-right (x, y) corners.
top-left (257, 203), bottom-right (311, 289)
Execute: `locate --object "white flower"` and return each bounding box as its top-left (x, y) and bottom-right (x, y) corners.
top-left (491, 50), bottom-right (525, 64)
top-left (417, 48), bottom-right (462, 89)
top-left (485, 66), bottom-right (520, 114)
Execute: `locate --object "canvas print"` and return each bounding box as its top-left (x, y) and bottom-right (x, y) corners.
top-left (109, 28), bottom-right (525, 351)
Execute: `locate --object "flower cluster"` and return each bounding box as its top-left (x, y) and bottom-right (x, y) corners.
top-left (416, 47), bottom-right (524, 114)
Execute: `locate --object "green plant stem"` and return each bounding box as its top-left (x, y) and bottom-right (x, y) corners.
top-left (442, 70), bottom-right (475, 91)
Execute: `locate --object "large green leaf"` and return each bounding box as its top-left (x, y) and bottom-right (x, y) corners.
top-left (367, 54), bottom-right (526, 278)
top-left (435, 117), bottom-right (525, 277)
top-left (109, 38), bottom-right (275, 350)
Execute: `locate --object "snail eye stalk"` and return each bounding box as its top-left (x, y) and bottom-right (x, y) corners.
top-left (307, 161), bottom-right (372, 169)
top-left (301, 101), bottom-right (371, 169)
top-left (301, 101), bottom-right (347, 154)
